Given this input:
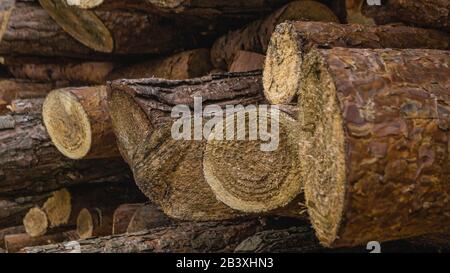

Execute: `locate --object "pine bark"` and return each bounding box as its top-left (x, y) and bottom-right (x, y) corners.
top-left (108, 49), bottom-right (212, 81)
top-left (0, 79), bottom-right (67, 114)
top-left (0, 98), bottom-right (132, 197)
top-left (107, 72), bottom-right (265, 221)
top-left (210, 1), bottom-right (339, 69)
top-left (0, 2), bottom-right (200, 58)
top-left (4, 57), bottom-right (116, 85)
top-left (263, 21), bottom-right (450, 104)
top-left (366, 0), bottom-right (450, 31)
top-left (21, 219), bottom-right (263, 253)
top-left (298, 47), bottom-right (450, 247)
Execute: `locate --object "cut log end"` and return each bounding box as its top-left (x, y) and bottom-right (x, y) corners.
top-left (42, 189), bottom-right (72, 228)
top-left (23, 208), bottom-right (48, 238)
top-left (204, 108), bottom-right (302, 213)
top-left (43, 89), bottom-right (93, 160)
top-left (263, 22), bottom-right (302, 105)
top-left (39, 0), bottom-right (113, 53)
top-left (298, 50), bottom-right (347, 247)
top-left (76, 208), bottom-right (96, 239)
top-left (66, 0), bottom-right (104, 9)
top-left (44, 86), bottom-right (119, 160)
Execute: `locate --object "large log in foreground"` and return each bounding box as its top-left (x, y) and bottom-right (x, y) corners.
top-left (107, 72), bottom-right (265, 221)
top-left (203, 105), bottom-right (304, 215)
top-left (210, 0), bottom-right (339, 70)
top-left (0, 98), bottom-right (132, 197)
top-left (22, 219), bottom-right (263, 253)
top-left (43, 86), bottom-right (119, 160)
top-left (298, 47), bottom-right (450, 247)
top-left (263, 21), bottom-right (450, 104)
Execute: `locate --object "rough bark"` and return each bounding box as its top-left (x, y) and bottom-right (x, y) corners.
top-left (0, 2), bottom-right (106, 59)
top-left (0, 79), bottom-right (66, 115)
top-left (107, 72), bottom-right (265, 221)
top-left (235, 226), bottom-right (325, 253)
top-left (229, 51), bottom-right (265, 73)
top-left (126, 203), bottom-right (173, 233)
top-left (112, 203), bottom-right (143, 235)
top-left (235, 226), bottom-right (439, 253)
top-left (43, 86), bottom-right (119, 160)
top-left (298, 48), bottom-right (450, 247)
top-left (108, 49), bottom-right (212, 81)
top-left (4, 57), bottom-right (116, 84)
top-left (22, 219), bottom-right (263, 253)
top-left (77, 207), bottom-right (115, 239)
top-left (0, 2), bottom-right (200, 58)
top-left (263, 21), bottom-right (450, 104)
top-left (5, 229), bottom-right (78, 253)
top-left (0, 98), bottom-right (132, 197)
top-left (203, 106), bottom-right (304, 215)
top-left (366, 0), bottom-right (450, 31)
top-left (210, 1), bottom-right (339, 70)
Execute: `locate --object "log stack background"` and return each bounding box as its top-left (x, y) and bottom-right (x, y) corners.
top-left (0, 0), bottom-right (449, 253)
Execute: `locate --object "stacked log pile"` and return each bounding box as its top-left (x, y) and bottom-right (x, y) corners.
top-left (0, 0), bottom-right (449, 253)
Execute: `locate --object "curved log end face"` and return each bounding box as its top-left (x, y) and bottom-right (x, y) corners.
top-left (204, 108), bottom-right (303, 213)
top-left (263, 22), bottom-right (303, 105)
top-left (76, 208), bottom-right (94, 239)
top-left (301, 48), bottom-right (450, 248)
top-left (39, 0), bottom-right (114, 53)
top-left (43, 89), bottom-right (93, 160)
top-left (107, 85), bottom-right (152, 165)
top-left (43, 189), bottom-right (72, 228)
top-left (23, 208), bottom-right (49, 238)
top-left (133, 125), bottom-right (243, 221)
top-left (298, 50), bottom-right (347, 247)
top-left (66, 0), bottom-right (104, 9)
top-left (148, 0), bottom-right (185, 9)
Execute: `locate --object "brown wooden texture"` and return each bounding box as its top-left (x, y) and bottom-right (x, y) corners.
top-left (0, 98), bottom-right (132, 197)
top-left (22, 219), bottom-right (263, 253)
top-left (263, 21), bottom-right (450, 104)
top-left (107, 72), bottom-right (265, 220)
top-left (210, 1), bottom-right (339, 69)
top-left (298, 47), bottom-right (450, 247)
top-left (43, 86), bottom-right (119, 160)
